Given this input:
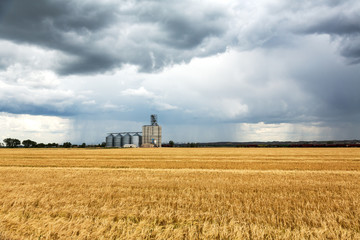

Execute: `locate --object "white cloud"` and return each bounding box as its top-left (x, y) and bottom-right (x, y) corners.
top-left (215, 99), bottom-right (249, 119)
top-left (0, 112), bottom-right (71, 143)
top-left (121, 87), bottom-right (155, 98)
top-left (155, 102), bottom-right (178, 111)
top-left (82, 100), bottom-right (96, 105)
top-left (0, 79), bottom-right (76, 114)
top-left (121, 86), bottom-right (178, 111)
top-left (0, 40), bottom-right (61, 71)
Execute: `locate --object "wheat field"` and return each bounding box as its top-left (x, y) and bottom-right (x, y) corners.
top-left (0, 148), bottom-right (359, 239)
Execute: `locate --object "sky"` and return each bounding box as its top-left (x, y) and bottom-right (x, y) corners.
top-left (0, 0), bottom-right (360, 144)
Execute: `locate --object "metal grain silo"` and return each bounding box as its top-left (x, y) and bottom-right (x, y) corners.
top-left (105, 134), bottom-right (114, 147)
top-left (122, 133), bottom-right (131, 146)
top-left (131, 133), bottom-right (142, 147)
top-left (114, 133), bottom-right (122, 147)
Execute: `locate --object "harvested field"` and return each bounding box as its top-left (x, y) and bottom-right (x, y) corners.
top-left (0, 148), bottom-right (359, 239)
top-left (1, 148), bottom-right (360, 170)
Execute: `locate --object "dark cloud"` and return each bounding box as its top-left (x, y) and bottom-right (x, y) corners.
top-left (2, 0), bottom-right (359, 75)
top-left (231, 1), bottom-right (360, 65)
top-left (0, 103), bottom-right (76, 117)
top-left (305, 14), bottom-right (360, 35)
top-left (0, 0), bottom-right (115, 36)
top-left (0, 0), bottom-right (119, 75)
top-left (338, 36), bottom-right (360, 64)
top-left (134, 1), bottom-right (227, 49)
top-left (56, 54), bottom-right (119, 76)
top-left (292, 60), bottom-right (360, 121)
top-left (275, 1), bottom-right (360, 64)
top-left (0, 0), bottom-right (230, 75)
top-left (160, 16), bottom-right (224, 49)
top-left (300, 8), bottom-right (360, 63)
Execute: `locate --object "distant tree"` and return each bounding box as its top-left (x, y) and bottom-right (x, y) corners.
top-left (63, 142), bottom-right (72, 148)
top-left (36, 143), bottom-right (46, 148)
top-left (22, 139), bottom-right (37, 148)
top-left (186, 142), bottom-right (198, 148)
top-left (14, 139), bottom-right (21, 147)
top-left (47, 143), bottom-right (59, 148)
top-left (80, 143), bottom-right (86, 148)
top-left (169, 140), bottom-right (174, 147)
top-left (100, 142), bottom-right (106, 147)
top-left (3, 138), bottom-right (21, 148)
top-left (3, 139), bottom-right (9, 147)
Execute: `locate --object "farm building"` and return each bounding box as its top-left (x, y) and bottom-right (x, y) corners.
top-left (105, 115), bottom-right (162, 148)
top-left (142, 115), bottom-right (162, 148)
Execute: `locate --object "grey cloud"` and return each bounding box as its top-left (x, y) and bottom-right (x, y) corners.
top-left (299, 6), bottom-right (360, 63)
top-left (0, 0), bottom-right (230, 75)
top-left (0, 94), bottom-right (78, 117)
top-left (283, 1), bottom-right (360, 63)
top-left (338, 36), bottom-right (360, 64)
top-left (135, 1), bottom-right (227, 49)
top-left (0, 0), bottom-right (115, 34)
top-left (0, 0), bottom-right (119, 74)
top-left (137, 34), bottom-right (360, 132)
top-left (0, 67), bottom-right (80, 116)
top-left (305, 14), bottom-right (360, 35)
top-left (0, 103), bottom-right (76, 117)
top-left (2, 0), bottom-right (360, 76)
top-left (160, 16), bottom-right (224, 49)
top-left (57, 54), bottom-right (118, 76)
top-left (230, 1), bottom-right (360, 65)
top-left (0, 90), bottom-right (78, 116)
top-left (292, 62), bottom-right (360, 120)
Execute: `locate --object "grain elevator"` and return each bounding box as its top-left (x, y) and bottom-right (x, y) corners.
top-left (105, 114), bottom-right (162, 148)
top-left (142, 115), bottom-right (162, 147)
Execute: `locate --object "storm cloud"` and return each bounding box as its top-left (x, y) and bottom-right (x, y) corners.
top-left (1, 0), bottom-right (360, 73)
top-left (0, 0), bottom-right (359, 143)
top-left (0, 0), bottom-right (230, 75)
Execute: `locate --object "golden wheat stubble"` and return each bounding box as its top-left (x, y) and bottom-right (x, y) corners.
top-left (0, 148), bottom-right (359, 239)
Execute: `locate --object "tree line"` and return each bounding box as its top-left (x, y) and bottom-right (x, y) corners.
top-left (2, 138), bottom-right (106, 148)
